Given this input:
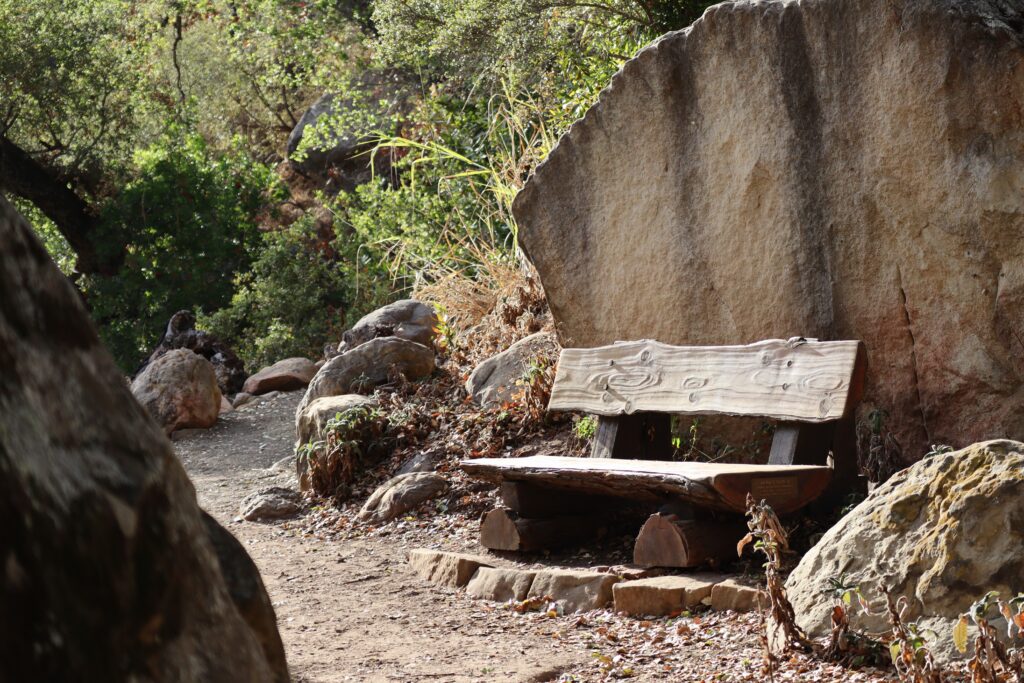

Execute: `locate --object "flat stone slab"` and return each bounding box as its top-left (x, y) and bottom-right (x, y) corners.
top-left (527, 569), bottom-right (619, 613)
top-left (612, 575), bottom-right (718, 617)
top-left (709, 579), bottom-right (766, 613)
top-left (407, 549), bottom-right (492, 588)
top-left (466, 567), bottom-right (537, 602)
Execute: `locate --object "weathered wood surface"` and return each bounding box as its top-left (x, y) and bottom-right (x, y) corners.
top-left (479, 508), bottom-right (603, 551)
top-left (549, 339), bottom-right (866, 422)
top-left (633, 514), bottom-right (746, 568)
top-left (461, 456), bottom-right (831, 514)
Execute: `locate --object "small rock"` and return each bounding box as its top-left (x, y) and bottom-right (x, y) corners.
top-left (358, 472), bottom-right (448, 524)
top-left (396, 450), bottom-right (441, 475)
top-left (613, 575), bottom-right (718, 616)
top-left (527, 570), bottom-right (619, 612)
top-left (130, 349), bottom-right (222, 434)
top-left (232, 392), bottom-right (255, 408)
top-left (466, 567), bottom-right (536, 602)
top-left (466, 332), bottom-right (558, 407)
top-left (338, 299), bottom-right (438, 354)
top-left (242, 357), bottom-right (317, 395)
top-left (407, 549), bottom-right (492, 588)
top-left (219, 395), bottom-right (233, 414)
top-left (709, 579), bottom-right (766, 612)
top-left (238, 487), bottom-right (301, 522)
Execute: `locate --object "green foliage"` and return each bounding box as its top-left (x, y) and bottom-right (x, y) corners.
top-left (84, 125), bottom-right (278, 369)
top-left (200, 213), bottom-right (392, 370)
top-left (297, 405), bottom-right (389, 501)
top-left (573, 415), bottom-right (598, 441)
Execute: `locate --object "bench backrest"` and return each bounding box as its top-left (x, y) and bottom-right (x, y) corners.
top-left (549, 338), bottom-right (865, 423)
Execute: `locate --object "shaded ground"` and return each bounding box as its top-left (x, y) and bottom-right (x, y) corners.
top-left (175, 390), bottom-right (895, 682)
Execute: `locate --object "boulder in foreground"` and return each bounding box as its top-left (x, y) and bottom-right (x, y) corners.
top-left (0, 197), bottom-right (287, 681)
top-left (786, 440), bottom-right (1024, 660)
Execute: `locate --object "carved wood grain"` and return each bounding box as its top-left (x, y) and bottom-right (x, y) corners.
top-left (549, 339), bottom-right (865, 423)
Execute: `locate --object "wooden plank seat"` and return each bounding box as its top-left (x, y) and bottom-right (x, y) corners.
top-left (460, 337), bottom-right (866, 566)
top-left (460, 456), bottom-right (832, 515)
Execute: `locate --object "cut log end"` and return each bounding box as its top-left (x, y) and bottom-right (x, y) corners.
top-left (633, 514), bottom-right (747, 569)
top-left (479, 508), bottom-right (604, 552)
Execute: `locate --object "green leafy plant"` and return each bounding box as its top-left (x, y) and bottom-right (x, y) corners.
top-left (885, 591), bottom-right (942, 683)
top-left (954, 591), bottom-right (1024, 682)
top-left (298, 406), bottom-right (389, 502)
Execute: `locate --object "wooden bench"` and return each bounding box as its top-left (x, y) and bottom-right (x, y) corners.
top-left (460, 338), bottom-right (866, 567)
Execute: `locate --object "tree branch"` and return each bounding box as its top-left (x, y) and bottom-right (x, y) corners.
top-left (0, 136), bottom-right (121, 275)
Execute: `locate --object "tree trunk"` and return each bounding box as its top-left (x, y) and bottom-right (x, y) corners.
top-left (0, 136), bottom-right (120, 275)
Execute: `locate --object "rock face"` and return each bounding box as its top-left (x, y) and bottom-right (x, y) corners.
top-left (137, 310), bottom-right (247, 396)
top-left (131, 348), bottom-right (223, 434)
top-left (338, 299), bottom-right (438, 354)
top-left (242, 357), bottom-right (317, 395)
top-left (0, 198), bottom-right (288, 680)
top-left (786, 440), bottom-right (1024, 658)
top-left (297, 337), bottom-right (435, 417)
top-left (513, 0), bottom-right (1024, 458)
top-left (357, 472), bottom-right (448, 524)
top-left (466, 331), bottom-right (559, 407)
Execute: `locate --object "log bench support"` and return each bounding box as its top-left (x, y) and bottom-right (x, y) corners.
top-left (633, 513), bottom-right (747, 569)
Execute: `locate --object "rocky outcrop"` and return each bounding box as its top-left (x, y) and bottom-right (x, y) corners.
top-left (297, 337), bottom-right (435, 417)
top-left (513, 0), bottom-right (1024, 458)
top-left (466, 331), bottom-right (558, 407)
top-left (786, 440), bottom-right (1024, 659)
top-left (131, 348), bottom-right (223, 434)
top-left (242, 357), bottom-right (317, 395)
top-left (357, 472), bottom-right (448, 524)
top-left (137, 310), bottom-right (247, 396)
top-left (0, 197), bottom-right (288, 681)
top-left (337, 299), bottom-right (438, 355)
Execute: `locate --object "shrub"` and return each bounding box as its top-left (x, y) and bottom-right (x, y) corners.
top-left (83, 124), bottom-right (279, 370)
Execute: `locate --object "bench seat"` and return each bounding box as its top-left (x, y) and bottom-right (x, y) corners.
top-left (460, 455), bottom-right (831, 515)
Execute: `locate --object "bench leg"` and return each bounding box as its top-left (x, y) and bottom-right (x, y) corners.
top-left (590, 414), bottom-right (673, 459)
top-left (480, 508), bottom-right (604, 552)
top-left (633, 513), bottom-right (746, 569)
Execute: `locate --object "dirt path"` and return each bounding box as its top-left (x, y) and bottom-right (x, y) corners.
top-left (175, 391), bottom-right (588, 683)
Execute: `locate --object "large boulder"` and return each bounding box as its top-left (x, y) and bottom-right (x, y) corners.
top-left (295, 394), bottom-right (379, 446)
top-left (786, 440), bottom-right (1024, 658)
top-left (337, 299), bottom-right (438, 355)
top-left (513, 0), bottom-right (1024, 459)
top-left (242, 357), bottom-right (317, 395)
top-left (466, 331), bottom-right (559, 407)
top-left (131, 348), bottom-right (223, 434)
top-left (297, 336), bottom-right (435, 417)
top-left (136, 310), bottom-right (247, 396)
top-left (0, 197), bottom-right (288, 681)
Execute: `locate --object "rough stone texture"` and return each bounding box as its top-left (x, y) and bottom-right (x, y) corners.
top-left (297, 336), bottom-right (435, 417)
top-left (0, 197), bottom-right (288, 681)
top-left (466, 331), bottom-right (559, 407)
top-left (239, 487), bottom-right (302, 522)
top-left (709, 580), bottom-right (766, 613)
top-left (407, 549), bottom-right (492, 588)
top-left (242, 357), bottom-right (317, 395)
top-left (397, 449), bottom-right (442, 475)
top-left (466, 567), bottom-right (537, 602)
top-left (357, 472), bottom-right (448, 524)
top-left (527, 570), bottom-right (620, 612)
top-left (787, 440), bottom-right (1024, 658)
top-left (513, 0), bottom-right (1024, 458)
top-left (612, 576), bottom-right (716, 616)
top-left (338, 299), bottom-right (438, 354)
top-left (295, 394), bottom-right (378, 445)
top-left (136, 310), bottom-right (247, 396)
top-left (234, 392), bottom-right (255, 408)
top-left (220, 395), bottom-right (234, 414)
top-left (131, 348), bottom-right (223, 434)
top-left (294, 394), bottom-right (378, 490)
